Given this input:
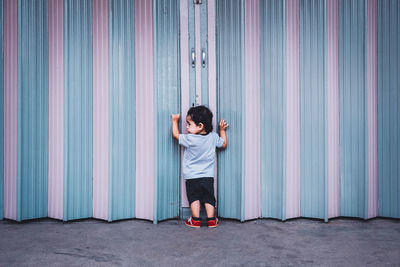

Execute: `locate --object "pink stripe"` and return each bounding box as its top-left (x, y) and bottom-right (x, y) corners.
top-left (3, 0), bottom-right (18, 220)
top-left (327, 0), bottom-right (340, 218)
top-left (48, 0), bottom-right (64, 220)
top-left (244, 0), bottom-right (261, 220)
top-left (368, 0), bottom-right (378, 219)
top-left (180, 0), bottom-right (190, 208)
top-left (208, 0), bottom-right (218, 210)
top-left (135, 0), bottom-right (154, 221)
top-left (92, 0), bottom-right (109, 221)
top-left (286, 0), bottom-right (300, 219)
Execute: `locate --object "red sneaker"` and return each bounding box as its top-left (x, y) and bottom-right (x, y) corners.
top-left (185, 216), bottom-right (201, 228)
top-left (207, 217), bottom-right (220, 228)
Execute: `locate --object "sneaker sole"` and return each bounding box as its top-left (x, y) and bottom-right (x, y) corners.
top-left (208, 224), bottom-right (219, 228)
top-left (185, 223), bottom-right (200, 228)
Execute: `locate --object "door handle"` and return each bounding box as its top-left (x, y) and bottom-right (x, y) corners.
top-left (202, 49), bottom-right (206, 68)
top-left (191, 49), bottom-right (196, 68)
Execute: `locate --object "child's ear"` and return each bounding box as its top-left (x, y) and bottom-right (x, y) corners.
top-left (198, 123), bottom-right (204, 129)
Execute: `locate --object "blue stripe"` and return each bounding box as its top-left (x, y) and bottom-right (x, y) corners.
top-left (0, 0), bottom-right (3, 220)
top-left (339, 0), bottom-right (367, 218)
top-left (154, 0), bottom-right (180, 222)
top-left (188, 1), bottom-right (196, 106)
top-left (300, 0), bottom-right (326, 220)
top-left (64, 0), bottom-right (93, 221)
top-left (108, 0), bottom-right (135, 221)
top-left (260, 0), bottom-right (286, 220)
top-left (216, 0), bottom-right (243, 220)
top-left (17, 0), bottom-right (49, 221)
top-left (200, 1), bottom-right (208, 106)
top-left (378, 0), bottom-right (400, 218)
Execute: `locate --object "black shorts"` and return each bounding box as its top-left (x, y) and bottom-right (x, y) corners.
top-left (186, 177), bottom-right (216, 207)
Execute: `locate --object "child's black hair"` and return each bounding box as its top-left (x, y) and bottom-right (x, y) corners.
top-left (187, 105), bottom-right (213, 134)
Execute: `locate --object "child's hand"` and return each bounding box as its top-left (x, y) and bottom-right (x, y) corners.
top-left (171, 114), bottom-right (181, 122)
top-left (219, 119), bottom-right (229, 130)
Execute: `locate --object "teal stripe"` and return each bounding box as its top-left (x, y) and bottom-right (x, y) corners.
top-left (17, 0), bottom-right (48, 221)
top-left (216, 0), bottom-right (243, 220)
top-left (339, 0), bottom-right (367, 218)
top-left (200, 0), bottom-right (208, 105)
top-left (0, 0), bottom-right (3, 220)
top-left (260, 0), bottom-right (286, 220)
top-left (300, 0), bottom-right (326, 220)
top-left (108, 0), bottom-right (135, 221)
top-left (188, 1), bottom-right (196, 106)
top-left (154, 0), bottom-right (180, 222)
top-left (378, 0), bottom-right (400, 218)
top-left (64, 0), bottom-right (93, 221)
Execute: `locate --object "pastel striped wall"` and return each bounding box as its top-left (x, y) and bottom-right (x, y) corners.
top-left (378, 0), bottom-right (399, 218)
top-left (286, 0), bottom-right (301, 220)
top-left (48, 0), bottom-right (64, 221)
top-left (339, 0), bottom-right (367, 218)
top-left (299, 0), bottom-right (327, 220)
top-left (244, 0), bottom-right (261, 221)
top-left (260, 0), bottom-right (286, 220)
top-left (0, 0), bottom-right (3, 220)
top-left (0, 0), bottom-right (398, 223)
top-left (17, 0), bottom-right (49, 221)
top-left (3, 0), bottom-right (18, 220)
top-left (154, 0), bottom-right (180, 222)
top-left (109, 0), bottom-right (135, 221)
top-left (64, 0), bottom-right (93, 221)
top-left (327, 0), bottom-right (340, 219)
top-left (216, 0), bottom-right (245, 221)
top-left (92, 0), bottom-right (109, 221)
top-left (135, 0), bottom-right (155, 221)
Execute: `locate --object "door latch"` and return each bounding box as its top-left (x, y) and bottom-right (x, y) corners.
top-left (191, 49), bottom-right (196, 68)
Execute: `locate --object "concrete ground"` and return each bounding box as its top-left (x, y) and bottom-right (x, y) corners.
top-left (0, 217), bottom-right (399, 266)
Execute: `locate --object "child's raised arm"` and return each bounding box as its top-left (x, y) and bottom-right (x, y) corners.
top-left (171, 114), bottom-right (180, 140)
top-left (219, 119), bottom-right (228, 149)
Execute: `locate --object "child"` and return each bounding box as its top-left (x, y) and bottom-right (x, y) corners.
top-left (171, 105), bottom-right (228, 228)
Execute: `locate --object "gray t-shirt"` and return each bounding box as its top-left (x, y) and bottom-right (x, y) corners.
top-left (179, 132), bottom-right (225, 179)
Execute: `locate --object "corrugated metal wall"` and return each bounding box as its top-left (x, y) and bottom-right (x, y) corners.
top-left (18, 0), bottom-right (49, 221)
top-left (378, 0), bottom-right (399, 218)
top-left (299, 0), bottom-right (327, 220)
top-left (64, 0), bottom-right (93, 220)
top-left (339, 0), bottom-right (367, 218)
top-left (109, 0), bottom-right (136, 221)
top-left (367, 0), bottom-right (378, 219)
top-left (216, 0), bottom-right (245, 221)
top-left (48, 0), bottom-right (64, 221)
top-left (244, 0), bottom-right (261, 221)
top-left (135, 0), bottom-right (155, 222)
top-left (0, 0), bottom-right (3, 220)
top-left (260, 0), bottom-right (286, 220)
top-left (1, 0), bottom-right (399, 222)
top-left (327, 0), bottom-right (340, 219)
top-left (92, 0), bottom-right (109, 221)
top-left (4, 0), bottom-right (18, 221)
top-left (154, 0), bottom-right (180, 222)
top-left (286, 0), bottom-right (301, 220)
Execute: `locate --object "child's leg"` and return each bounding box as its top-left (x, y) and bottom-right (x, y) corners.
top-left (190, 200), bottom-right (201, 218)
top-left (204, 203), bottom-right (215, 218)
